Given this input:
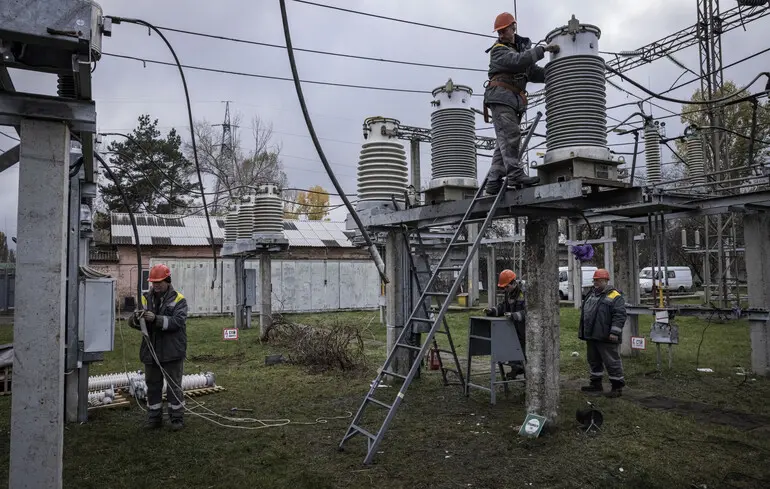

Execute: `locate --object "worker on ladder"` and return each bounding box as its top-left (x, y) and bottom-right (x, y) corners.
top-left (485, 269), bottom-right (527, 379)
top-left (128, 263), bottom-right (189, 430)
top-left (483, 12), bottom-right (559, 195)
top-left (578, 269), bottom-right (627, 398)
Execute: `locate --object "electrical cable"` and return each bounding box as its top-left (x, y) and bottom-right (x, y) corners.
top-left (151, 24), bottom-right (486, 73)
top-left (292, 0), bottom-right (495, 39)
top-left (108, 17), bottom-right (219, 289)
top-left (695, 311), bottom-right (715, 370)
top-left (605, 64), bottom-right (770, 106)
top-left (278, 0), bottom-right (388, 284)
top-left (0, 130), bottom-right (19, 142)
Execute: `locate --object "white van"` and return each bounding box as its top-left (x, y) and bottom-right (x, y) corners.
top-left (639, 266), bottom-right (693, 293)
top-left (558, 266), bottom-right (598, 300)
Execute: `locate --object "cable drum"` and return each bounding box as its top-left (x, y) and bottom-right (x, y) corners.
top-left (430, 109), bottom-right (477, 180)
top-left (543, 16), bottom-right (610, 164)
top-left (644, 123), bottom-right (662, 184)
top-left (686, 134), bottom-right (707, 186)
top-left (253, 183), bottom-right (284, 234)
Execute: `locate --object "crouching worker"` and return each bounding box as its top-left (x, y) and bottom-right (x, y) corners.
top-left (128, 263), bottom-right (189, 429)
top-left (485, 269), bottom-right (527, 379)
top-left (578, 268), bottom-right (627, 398)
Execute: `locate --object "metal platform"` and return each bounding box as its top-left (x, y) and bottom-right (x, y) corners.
top-left (534, 155), bottom-right (624, 186)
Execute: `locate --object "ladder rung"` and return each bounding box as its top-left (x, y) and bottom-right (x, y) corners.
top-left (437, 267), bottom-right (462, 272)
top-left (425, 292), bottom-right (449, 297)
top-left (437, 349), bottom-right (455, 354)
top-left (382, 370), bottom-right (408, 380)
top-left (450, 242), bottom-right (472, 247)
top-left (463, 218), bottom-right (488, 225)
top-left (351, 424), bottom-right (377, 440)
top-left (366, 396), bottom-right (393, 410)
top-left (396, 342), bottom-right (421, 351)
top-left (411, 317), bottom-right (433, 323)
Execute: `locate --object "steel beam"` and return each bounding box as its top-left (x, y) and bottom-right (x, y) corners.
top-left (0, 144), bottom-right (20, 173)
top-left (0, 91), bottom-right (96, 132)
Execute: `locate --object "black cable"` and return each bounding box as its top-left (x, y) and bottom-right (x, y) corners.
top-left (103, 52), bottom-right (442, 96)
top-left (605, 64), bottom-right (770, 106)
top-left (694, 125), bottom-right (770, 145)
top-left (278, 0), bottom-right (388, 284)
top-left (695, 312), bottom-right (715, 370)
top-left (109, 17), bottom-right (218, 288)
top-left (69, 156), bottom-right (84, 178)
top-left (0, 130), bottom-right (19, 142)
top-left (94, 151), bottom-right (144, 305)
top-left (152, 25), bottom-right (486, 73)
top-left (292, 0), bottom-right (494, 39)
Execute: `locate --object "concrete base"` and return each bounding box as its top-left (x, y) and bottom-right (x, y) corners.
top-left (535, 156), bottom-right (627, 187)
top-left (744, 213), bottom-right (770, 376)
top-left (424, 184), bottom-right (478, 205)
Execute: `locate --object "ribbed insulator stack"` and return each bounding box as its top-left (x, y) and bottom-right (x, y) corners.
top-left (88, 388), bottom-right (116, 406)
top-left (429, 80), bottom-right (477, 187)
top-left (253, 183), bottom-right (284, 234)
top-left (686, 134), bottom-right (707, 186)
top-left (544, 16), bottom-right (610, 164)
top-left (163, 372), bottom-right (216, 393)
top-left (236, 194), bottom-right (256, 239)
top-left (224, 204), bottom-right (240, 243)
top-left (644, 122), bottom-right (662, 184)
top-left (356, 117), bottom-right (408, 210)
top-left (88, 371), bottom-right (144, 391)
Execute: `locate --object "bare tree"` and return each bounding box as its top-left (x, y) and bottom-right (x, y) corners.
top-left (189, 112), bottom-right (288, 212)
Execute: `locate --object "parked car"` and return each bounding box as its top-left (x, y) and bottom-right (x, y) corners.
top-left (558, 266), bottom-right (598, 300)
top-left (639, 266), bottom-right (693, 293)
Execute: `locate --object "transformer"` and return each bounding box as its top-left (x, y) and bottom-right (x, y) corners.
top-left (427, 80), bottom-right (477, 193)
top-left (253, 183), bottom-right (284, 235)
top-left (356, 117), bottom-right (408, 211)
top-left (644, 121), bottom-right (662, 185)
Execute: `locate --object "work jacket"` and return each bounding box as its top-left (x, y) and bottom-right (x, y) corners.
top-left (486, 280), bottom-right (526, 320)
top-left (128, 285), bottom-right (188, 364)
top-left (578, 285), bottom-right (627, 343)
top-left (483, 35), bottom-right (546, 113)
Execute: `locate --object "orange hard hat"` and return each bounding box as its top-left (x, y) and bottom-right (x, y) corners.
top-left (498, 269), bottom-right (517, 287)
top-left (593, 269), bottom-right (610, 280)
top-left (493, 12), bottom-right (516, 32)
top-left (148, 264), bottom-right (171, 282)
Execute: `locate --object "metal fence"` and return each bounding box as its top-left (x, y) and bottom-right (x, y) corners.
top-left (0, 264), bottom-right (15, 311)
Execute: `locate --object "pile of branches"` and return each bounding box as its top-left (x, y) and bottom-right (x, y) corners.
top-left (264, 316), bottom-right (368, 374)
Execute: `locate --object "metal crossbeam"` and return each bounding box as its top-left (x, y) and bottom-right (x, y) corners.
top-left (0, 91), bottom-right (96, 132)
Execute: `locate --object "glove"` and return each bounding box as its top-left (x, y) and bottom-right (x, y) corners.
top-left (544, 44), bottom-right (560, 54)
top-left (134, 311), bottom-right (155, 323)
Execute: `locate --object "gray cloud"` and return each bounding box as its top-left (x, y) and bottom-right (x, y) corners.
top-left (1, 0), bottom-right (768, 228)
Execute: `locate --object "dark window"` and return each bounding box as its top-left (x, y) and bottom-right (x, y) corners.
top-left (283, 221), bottom-right (297, 230)
top-left (151, 236), bottom-right (172, 246)
top-left (667, 271), bottom-right (676, 278)
top-left (142, 270), bottom-right (150, 291)
top-left (322, 239), bottom-right (339, 247)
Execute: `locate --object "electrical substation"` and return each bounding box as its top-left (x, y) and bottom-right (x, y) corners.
top-left (1, 0), bottom-right (770, 485)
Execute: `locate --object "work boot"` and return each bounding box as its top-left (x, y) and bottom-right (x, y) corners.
top-left (581, 380), bottom-right (603, 392)
top-left (506, 363), bottom-right (526, 380)
top-left (604, 380), bottom-right (624, 398)
top-left (145, 409), bottom-right (162, 429)
top-left (168, 407), bottom-right (184, 431)
top-left (485, 180), bottom-right (503, 196)
top-left (508, 175), bottom-right (540, 188)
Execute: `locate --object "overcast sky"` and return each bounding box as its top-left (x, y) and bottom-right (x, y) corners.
top-left (1, 0), bottom-right (769, 243)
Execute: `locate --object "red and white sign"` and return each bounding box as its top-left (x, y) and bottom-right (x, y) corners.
top-left (223, 328), bottom-right (239, 340)
top-left (631, 336), bottom-right (646, 350)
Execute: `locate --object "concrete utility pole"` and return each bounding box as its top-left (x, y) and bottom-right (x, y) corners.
top-left (385, 231), bottom-right (411, 375)
top-left (10, 119), bottom-right (70, 489)
top-left (615, 226), bottom-right (641, 357)
top-left (523, 218), bottom-right (560, 423)
top-left (260, 253), bottom-right (272, 338)
top-left (744, 213), bottom-right (770, 376)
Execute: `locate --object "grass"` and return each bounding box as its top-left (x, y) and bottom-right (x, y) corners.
top-left (1, 308), bottom-right (770, 489)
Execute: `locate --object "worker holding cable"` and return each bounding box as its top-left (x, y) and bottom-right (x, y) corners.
top-left (483, 12), bottom-right (559, 195)
top-left (484, 269), bottom-right (527, 380)
top-left (578, 268), bottom-right (627, 398)
top-left (128, 263), bottom-right (189, 430)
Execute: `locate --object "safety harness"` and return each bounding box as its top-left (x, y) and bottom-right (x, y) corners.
top-left (483, 39), bottom-right (530, 123)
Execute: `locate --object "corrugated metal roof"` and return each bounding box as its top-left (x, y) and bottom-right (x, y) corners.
top-left (110, 213), bottom-right (354, 248)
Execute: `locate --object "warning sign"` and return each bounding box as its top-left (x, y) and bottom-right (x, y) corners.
top-left (631, 336), bottom-right (646, 350)
top-left (223, 328), bottom-right (239, 340)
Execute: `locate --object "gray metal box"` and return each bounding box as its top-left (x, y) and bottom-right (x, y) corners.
top-left (244, 269), bottom-right (257, 307)
top-left (79, 278), bottom-right (115, 353)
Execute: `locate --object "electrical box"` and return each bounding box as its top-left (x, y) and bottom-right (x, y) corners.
top-left (79, 278), bottom-right (115, 353)
top-left (244, 268), bottom-right (257, 307)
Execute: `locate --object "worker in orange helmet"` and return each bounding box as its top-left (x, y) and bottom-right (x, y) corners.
top-left (485, 269), bottom-right (527, 379)
top-left (483, 12), bottom-right (560, 195)
top-left (578, 268), bottom-right (627, 397)
top-left (128, 263), bottom-right (189, 429)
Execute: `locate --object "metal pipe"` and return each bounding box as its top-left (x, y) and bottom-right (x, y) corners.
top-left (660, 213), bottom-right (670, 306)
top-left (630, 131), bottom-right (640, 186)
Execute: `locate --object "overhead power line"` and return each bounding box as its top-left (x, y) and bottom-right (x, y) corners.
top-left (292, 0), bottom-right (495, 39)
top-left (154, 25), bottom-right (487, 73)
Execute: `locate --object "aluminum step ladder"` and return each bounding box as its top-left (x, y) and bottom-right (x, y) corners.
top-left (339, 112), bottom-right (542, 465)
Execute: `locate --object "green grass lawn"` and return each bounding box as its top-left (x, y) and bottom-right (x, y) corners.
top-left (1, 308), bottom-right (769, 489)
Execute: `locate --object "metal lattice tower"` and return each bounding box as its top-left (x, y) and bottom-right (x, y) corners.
top-left (212, 101), bottom-right (238, 213)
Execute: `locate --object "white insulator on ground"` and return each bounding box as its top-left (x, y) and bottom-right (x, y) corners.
top-left (88, 389), bottom-right (115, 406)
top-left (204, 372), bottom-right (216, 387)
top-left (224, 203), bottom-right (239, 243)
top-left (544, 15), bottom-right (610, 164)
top-left (253, 183), bottom-right (284, 235)
top-left (644, 122), bottom-right (662, 184)
top-left (356, 117), bottom-right (408, 210)
top-left (686, 133), bottom-right (707, 186)
top-left (429, 80), bottom-right (477, 189)
top-left (88, 371), bottom-right (143, 391)
top-left (236, 194), bottom-right (256, 239)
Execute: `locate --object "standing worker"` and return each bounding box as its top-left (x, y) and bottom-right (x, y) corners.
top-left (578, 269), bottom-right (627, 398)
top-left (484, 12), bottom-right (560, 195)
top-left (485, 269), bottom-right (527, 379)
top-left (128, 263), bottom-right (189, 429)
